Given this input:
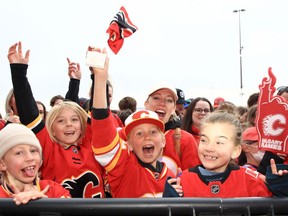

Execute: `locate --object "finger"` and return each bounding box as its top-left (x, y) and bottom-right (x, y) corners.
top-left (18, 41), bottom-right (22, 56)
top-left (176, 177), bottom-right (181, 186)
top-left (270, 158), bottom-right (277, 174)
top-left (9, 109), bottom-right (14, 116)
top-left (77, 63), bottom-right (80, 71)
top-left (25, 50), bottom-right (30, 61)
top-left (9, 184), bottom-right (19, 194)
top-left (67, 58), bottom-right (71, 64)
top-left (8, 43), bottom-right (17, 53)
top-left (41, 185), bottom-right (50, 194)
top-left (167, 178), bottom-right (177, 185)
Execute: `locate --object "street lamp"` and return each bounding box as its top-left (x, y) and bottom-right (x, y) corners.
top-left (233, 9), bottom-right (245, 104)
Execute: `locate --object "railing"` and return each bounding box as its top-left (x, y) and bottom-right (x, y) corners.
top-left (0, 197), bottom-right (287, 216)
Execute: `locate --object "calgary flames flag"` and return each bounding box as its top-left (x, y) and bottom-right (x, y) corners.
top-left (257, 67), bottom-right (288, 154)
top-left (106, 6), bottom-right (138, 54)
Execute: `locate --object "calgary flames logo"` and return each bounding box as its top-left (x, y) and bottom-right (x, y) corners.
top-left (257, 68), bottom-right (288, 154)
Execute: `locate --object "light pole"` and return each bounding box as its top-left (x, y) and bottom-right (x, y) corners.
top-left (233, 9), bottom-right (245, 104)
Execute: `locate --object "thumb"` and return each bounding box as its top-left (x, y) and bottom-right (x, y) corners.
top-left (176, 177), bottom-right (181, 186)
top-left (9, 109), bottom-right (14, 116)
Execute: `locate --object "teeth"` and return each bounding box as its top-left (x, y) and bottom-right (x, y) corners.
top-left (205, 155), bottom-right (217, 160)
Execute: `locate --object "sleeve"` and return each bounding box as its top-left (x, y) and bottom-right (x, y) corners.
top-left (65, 78), bottom-right (80, 104)
top-left (162, 177), bottom-right (180, 197)
top-left (180, 131), bottom-right (201, 170)
top-left (10, 64), bottom-right (44, 132)
top-left (266, 164), bottom-right (288, 196)
top-left (257, 151), bottom-right (284, 175)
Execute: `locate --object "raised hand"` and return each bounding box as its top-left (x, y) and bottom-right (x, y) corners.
top-left (67, 58), bottom-right (82, 80)
top-left (167, 177), bottom-right (183, 197)
top-left (87, 46), bottom-right (109, 76)
top-left (270, 158), bottom-right (288, 176)
top-left (7, 41), bottom-right (30, 64)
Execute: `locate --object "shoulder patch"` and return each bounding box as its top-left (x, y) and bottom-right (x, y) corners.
top-left (245, 168), bottom-right (259, 179)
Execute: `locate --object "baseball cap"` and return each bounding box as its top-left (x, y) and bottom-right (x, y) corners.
top-left (242, 126), bottom-right (258, 141)
top-left (124, 109), bottom-right (164, 137)
top-left (147, 84), bottom-right (178, 102)
top-left (176, 88), bottom-right (185, 104)
top-left (213, 97), bottom-right (225, 108)
top-left (0, 123), bottom-right (42, 160)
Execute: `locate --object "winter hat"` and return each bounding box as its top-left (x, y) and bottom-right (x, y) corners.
top-left (147, 84), bottom-right (178, 102)
top-left (176, 88), bottom-right (185, 104)
top-left (0, 123), bottom-right (42, 159)
top-left (124, 109), bottom-right (164, 137)
top-left (242, 126), bottom-right (258, 141)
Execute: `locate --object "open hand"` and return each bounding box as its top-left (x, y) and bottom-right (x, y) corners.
top-left (7, 41), bottom-right (30, 64)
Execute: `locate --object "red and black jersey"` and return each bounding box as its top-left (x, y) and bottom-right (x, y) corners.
top-left (0, 179), bottom-right (71, 198)
top-left (10, 64), bottom-right (105, 198)
top-left (180, 164), bottom-right (272, 197)
top-left (92, 109), bottom-right (175, 197)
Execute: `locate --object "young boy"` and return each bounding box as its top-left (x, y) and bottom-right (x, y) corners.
top-left (89, 47), bottom-right (175, 197)
top-left (0, 123), bottom-right (70, 204)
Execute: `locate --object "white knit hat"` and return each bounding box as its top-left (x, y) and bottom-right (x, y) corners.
top-left (0, 123), bottom-right (42, 159)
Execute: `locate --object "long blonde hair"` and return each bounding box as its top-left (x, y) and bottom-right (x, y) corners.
top-left (45, 101), bottom-right (88, 144)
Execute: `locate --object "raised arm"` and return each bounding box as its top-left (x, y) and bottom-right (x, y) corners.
top-left (7, 42), bottom-right (43, 128)
top-left (65, 58), bottom-right (81, 104)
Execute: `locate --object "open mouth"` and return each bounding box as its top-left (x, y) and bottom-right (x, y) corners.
top-left (22, 166), bottom-right (36, 177)
top-left (143, 145), bottom-right (155, 156)
top-left (155, 110), bottom-right (165, 118)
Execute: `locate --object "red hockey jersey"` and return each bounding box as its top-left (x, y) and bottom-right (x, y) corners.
top-left (0, 179), bottom-right (71, 198)
top-left (180, 165), bottom-right (272, 197)
top-left (92, 111), bottom-right (175, 197)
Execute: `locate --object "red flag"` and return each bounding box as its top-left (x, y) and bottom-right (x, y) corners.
top-left (106, 6), bottom-right (138, 54)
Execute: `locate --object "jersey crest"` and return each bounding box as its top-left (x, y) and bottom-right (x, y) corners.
top-left (62, 171), bottom-right (102, 198)
top-left (210, 184), bottom-right (220, 194)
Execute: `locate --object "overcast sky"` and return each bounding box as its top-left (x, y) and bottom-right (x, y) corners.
top-left (1, 0), bottom-right (288, 115)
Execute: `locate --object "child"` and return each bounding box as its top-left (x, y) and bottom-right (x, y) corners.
top-left (8, 42), bottom-right (105, 198)
top-left (163, 111), bottom-right (280, 197)
top-left (89, 47), bottom-right (175, 197)
top-left (0, 123), bottom-right (70, 205)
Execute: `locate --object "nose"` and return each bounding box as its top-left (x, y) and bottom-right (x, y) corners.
top-left (25, 151), bottom-right (35, 161)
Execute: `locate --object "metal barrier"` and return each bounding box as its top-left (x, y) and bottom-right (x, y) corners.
top-left (0, 197), bottom-right (287, 216)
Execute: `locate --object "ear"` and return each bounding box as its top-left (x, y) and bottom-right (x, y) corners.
top-left (0, 159), bottom-right (7, 172)
top-left (127, 141), bottom-right (133, 151)
top-left (144, 100), bottom-right (148, 109)
top-left (161, 134), bottom-right (166, 148)
top-left (231, 145), bottom-right (242, 159)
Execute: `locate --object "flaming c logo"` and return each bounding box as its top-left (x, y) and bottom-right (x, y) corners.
top-left (262, 114), bottom-right (286, 136)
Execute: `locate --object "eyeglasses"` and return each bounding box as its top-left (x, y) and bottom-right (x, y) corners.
top-left (194, 108), bottom-right (211, 114)
top-left (243, 140), bottom-right (258, 145)
top-left (277, 86), bottom-right (288, 94)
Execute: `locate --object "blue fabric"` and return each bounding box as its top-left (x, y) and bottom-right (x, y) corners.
top-left (266, 164), bottom-right (288, 196)
top-left (162, 177), bottom-right (180, 197)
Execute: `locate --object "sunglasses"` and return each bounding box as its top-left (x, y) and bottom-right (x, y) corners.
top-left (277, 86), bottom-right (288, 94)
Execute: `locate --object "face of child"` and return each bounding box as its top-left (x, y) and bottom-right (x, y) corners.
top-left (198, 122), bottom-right (241, 173)
top-left (128, 123), bottom-right (165, 167)
top-left (52, 108), bottom-right (82, 146)
top-left (144, 89), bottom-right (176, 124)
top-left (0, 144), bottom-right (41, 185)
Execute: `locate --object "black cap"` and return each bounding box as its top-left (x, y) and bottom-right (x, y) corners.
top-left (176, 88), bottom-right (185, 104)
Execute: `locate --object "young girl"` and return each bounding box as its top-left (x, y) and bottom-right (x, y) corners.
top-left (90, 47), bottom-right (175, 197)
top-left (0, 123), bottom-right (70, 205)
top-left (7, 42), bottom-right (105, 198)
top-left (164, 111), bottom-right (278, 197)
